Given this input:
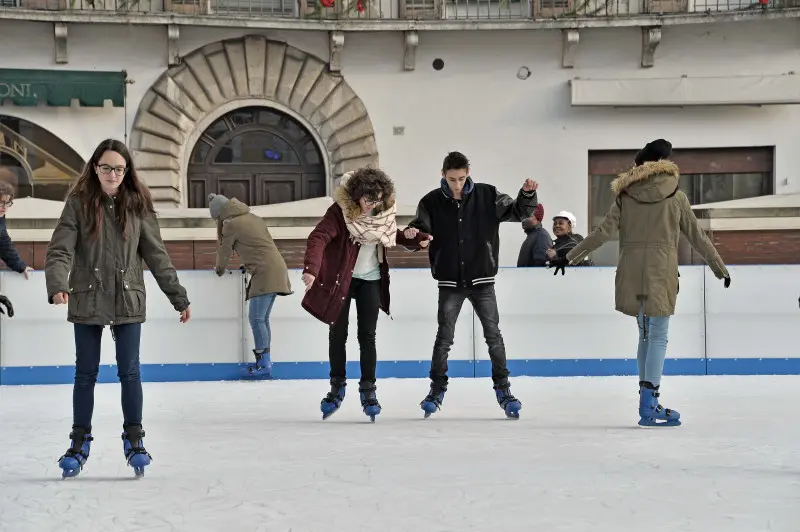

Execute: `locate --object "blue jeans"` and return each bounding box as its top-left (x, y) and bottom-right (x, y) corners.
top-left (249, 293), bottom-right (277, 353)
top-left (636, 305), bottom-right (670, 387)
top-left (73, 323), bottom-right (142, 430)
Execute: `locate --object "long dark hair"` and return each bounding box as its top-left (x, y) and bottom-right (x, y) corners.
top-left (69, 139), bottom-right (154, 240)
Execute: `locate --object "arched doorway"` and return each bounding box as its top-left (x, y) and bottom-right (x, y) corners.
top-left (0, 115), bottom-right (84, 201)
top-left (186, 106), bottom-right (326, 208)
top-left (130, 36), bottom-right (379, 207)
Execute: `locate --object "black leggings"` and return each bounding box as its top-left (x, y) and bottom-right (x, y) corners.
top-left (328, 278), bottom-right (380, 388)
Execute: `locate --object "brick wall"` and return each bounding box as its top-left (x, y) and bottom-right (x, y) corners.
top-left (7, 231), bottom-right (800, 270)
top-left (709, 230), bottom-right (800, 265)
top-left (3, 240), bottom-right (432, 271)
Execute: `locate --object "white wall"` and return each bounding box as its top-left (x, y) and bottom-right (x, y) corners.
top-left (1, 265), bottom-right (797, 384)
top-left (1, 20), bottom-right (799, 266)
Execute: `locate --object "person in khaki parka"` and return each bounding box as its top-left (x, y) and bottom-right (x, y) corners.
top-left (550, 139), bottom-right (730, 427)
top-left (210, 194), bottom-right (292, 378)
top-left (45, 139), bottom-right (191, 478)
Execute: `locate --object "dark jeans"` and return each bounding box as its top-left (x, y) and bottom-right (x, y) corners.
top-left (329, 278), bottom-right (380, 389)
top-left (73, 323), bottom-right (143, 430)
top-left (430, 285), bottom-right (510, 388)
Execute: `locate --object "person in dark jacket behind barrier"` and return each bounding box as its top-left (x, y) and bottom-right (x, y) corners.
top-left (301, 167), bottom-right (430, 422)
top-left (517, 203), bottom-right (553, 267)
top-left (0, 181), bottom-right (33, 280)
top-left (210, 193), bottom-right (292, 379)
top-left (404, 151), bottom-right (538, 419)
top-left (45, 139), bottom-right (191, 478)
top-left (546, 210), bottom-right (592, 266)
top-left (549, 139), bottom-right (730, 427)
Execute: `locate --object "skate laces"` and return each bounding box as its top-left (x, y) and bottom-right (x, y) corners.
top-left (424, 388), bottom-right (445, 404)
top-left (360, 389), bottom-right (380, 407)
top-left (496, 387), bottom-right (519, 406)
top-left (58, 434), bottom-right (93, 463)
top-left (324, 388), bottom-right (344, 404)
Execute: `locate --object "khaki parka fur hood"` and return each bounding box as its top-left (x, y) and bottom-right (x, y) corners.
top-left (567, 159), bottom-right (729, 317)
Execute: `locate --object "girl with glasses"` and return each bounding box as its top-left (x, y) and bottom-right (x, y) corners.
top-left (45, 139), bottom-right (192, 477)
top-left (301, 167), bottom-right (431, 422)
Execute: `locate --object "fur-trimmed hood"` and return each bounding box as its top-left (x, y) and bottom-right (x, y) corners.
top-left (611, 160), bottom-right (680, 203)
top-left (333, 171), bottom-right (397, 222)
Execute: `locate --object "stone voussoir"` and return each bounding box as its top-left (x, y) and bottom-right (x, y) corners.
top-left (129, 35), bottom-right (379, 207)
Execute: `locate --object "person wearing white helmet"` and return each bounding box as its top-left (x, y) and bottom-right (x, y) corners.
top-left (546, 210), bottom-right (592, 266)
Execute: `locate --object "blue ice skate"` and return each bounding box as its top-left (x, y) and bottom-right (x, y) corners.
top-left (420, 385), bottom-right (447, 418)
top-left (122, 423), bottom-right (152, 478)
top-left (638, 385), bottom-right (681, 427)
top-left (495, 384), bottom-right (522, 419)
top-left (243, 350), bottom-right (273, 380)
top-left (359, 385), bottom-right (382, 422)
top-left (57, 427), bottom-right (93, 479)
top-left (321, 382), bottom-right (346, 420)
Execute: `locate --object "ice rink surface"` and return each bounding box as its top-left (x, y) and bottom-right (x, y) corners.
top-left (0, 375), bottom-right (798, 532)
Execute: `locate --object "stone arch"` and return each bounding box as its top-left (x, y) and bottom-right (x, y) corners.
top-left (129, 35), bottom-right (379, 207)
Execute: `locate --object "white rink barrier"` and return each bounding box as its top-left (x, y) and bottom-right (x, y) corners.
top-left (0, 265), bottom-right (797, 385)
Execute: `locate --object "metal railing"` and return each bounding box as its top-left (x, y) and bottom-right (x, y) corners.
top-left (1, 0), bottom-right (798, 20)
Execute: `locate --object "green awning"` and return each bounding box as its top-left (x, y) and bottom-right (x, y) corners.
top-left (0, 69), bottom-right (126, 108)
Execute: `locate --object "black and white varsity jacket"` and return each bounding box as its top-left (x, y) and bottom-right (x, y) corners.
top-left (408, 177), bottom-right (538, 289)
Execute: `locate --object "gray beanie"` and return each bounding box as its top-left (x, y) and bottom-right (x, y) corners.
top-left (208, 193), bottom-right (229, 220)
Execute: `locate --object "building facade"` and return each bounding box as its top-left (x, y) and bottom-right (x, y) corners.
top-left (1, 1), bottom-right (800, 268)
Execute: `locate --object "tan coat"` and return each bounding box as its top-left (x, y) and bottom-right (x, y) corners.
top-left (215, 199), bottom-right (292, 300)
top-left (567, 160), bottom-right (729, 317)
top-left (45, 195), bottom-right (189, 325)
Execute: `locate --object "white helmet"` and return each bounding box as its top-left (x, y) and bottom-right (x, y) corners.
top-left (552, 210), bottom-right (576, 226)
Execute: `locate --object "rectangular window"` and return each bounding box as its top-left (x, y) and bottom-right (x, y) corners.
top-left (587, 147), bottom-right (774, 266)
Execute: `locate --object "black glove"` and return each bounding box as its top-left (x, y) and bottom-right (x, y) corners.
top-left (548, 257), bottom-right (569, 276)
top-left (0, 295), bottom-right (14, 318)
top-left (723, 276), bottom-right (731, 289)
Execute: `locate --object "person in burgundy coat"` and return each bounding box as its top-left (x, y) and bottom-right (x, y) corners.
top-left (301, 167), bottom-right (430, 421)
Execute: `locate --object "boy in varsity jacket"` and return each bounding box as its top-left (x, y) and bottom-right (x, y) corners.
top-left (403, 151), bottom-right (538, 419)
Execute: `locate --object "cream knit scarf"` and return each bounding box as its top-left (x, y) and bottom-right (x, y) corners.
top-left (344, 202), bottom-right (397, 248)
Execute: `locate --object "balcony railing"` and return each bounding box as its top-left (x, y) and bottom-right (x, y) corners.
top-left (1, 0), bottom-right (798, 21)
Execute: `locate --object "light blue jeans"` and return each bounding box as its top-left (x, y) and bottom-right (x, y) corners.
top-left (636, 304), bottom-right (670, 387)
top-left (249, 293), bottom-right (277, 353)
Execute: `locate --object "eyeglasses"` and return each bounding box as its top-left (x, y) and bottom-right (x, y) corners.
top-left (97, 164), bottom-right (127, 177)
top-left (0, 200), bottom-right (12, 208)
top-left (363, 197), bottom-right (383, 207)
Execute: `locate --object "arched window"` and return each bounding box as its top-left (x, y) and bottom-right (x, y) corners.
top-left (187, 106), bottom-right (326, 208)
top-left (0, 115), bottom-right (84, 201)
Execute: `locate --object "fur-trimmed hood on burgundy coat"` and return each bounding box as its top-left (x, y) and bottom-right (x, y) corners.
top-left (301, 180), bottom-right (429, 325)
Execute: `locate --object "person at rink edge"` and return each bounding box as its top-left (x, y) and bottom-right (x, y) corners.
top-left (549, 139), bottom-right (730, 427)
top-left (516, 203), bottom-right (553, 267)
top-left (301, 167), bottom-right (431, 422)
top-left (404, 151), bottom-right (539, 419)
top-left (547, 210), bottom-right (592, 266)
top-left (45, 139), bottom-right (192, 478)
top-left (0, 181), bottom-right (35, 280)
top-left (209, 193), bottom-right (292, 379)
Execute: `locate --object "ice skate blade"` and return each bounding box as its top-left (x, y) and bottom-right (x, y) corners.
top-left (420, 401), bottom-right (440, 418)
top-left (638, 417), bottom-right (681, 427)
top-left (61, 469), bottom-right (80, 479)
top-left (242, 367), bottom-right (273, 380)
top-left (321, 408), bottom-right (339, 420)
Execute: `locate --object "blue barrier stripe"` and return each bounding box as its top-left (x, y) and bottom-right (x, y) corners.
top-left (2, 358), bottom-right (800, 385)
